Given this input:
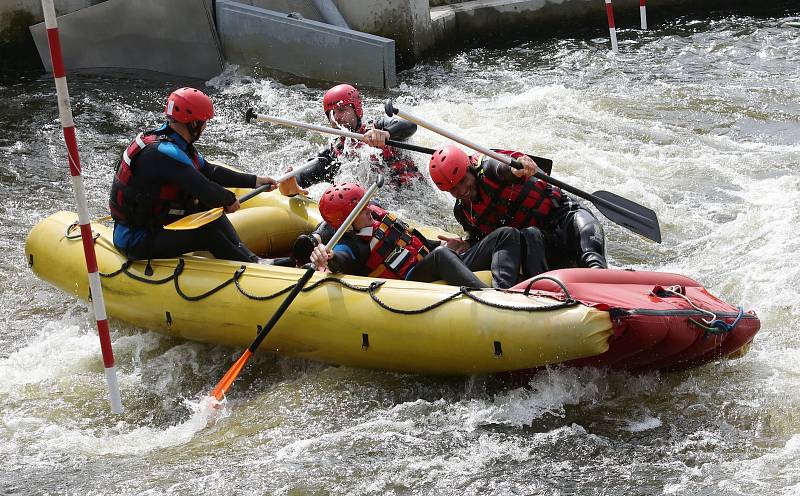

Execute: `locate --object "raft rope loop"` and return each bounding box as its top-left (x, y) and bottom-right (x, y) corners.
top-left (65, 220), bottom-right (100, 241)
top-left (99, 260), bottom-right (580, 314)
top-left (521, 275), bottom-right (574, 300)
top-left (659, 285), bottom-right (745, 336)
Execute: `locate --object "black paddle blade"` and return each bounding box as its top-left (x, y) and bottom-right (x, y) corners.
top-left (591, 190), bottom-right (662, 243)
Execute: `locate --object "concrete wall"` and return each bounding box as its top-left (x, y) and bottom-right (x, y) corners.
top-left (6, 0), bottom-right (794, 81)
top-left (428, 0), bottom-right (795, 50)
top-left (228, 0), bottom-right (324, 22)
top-left (0, 0), bottom-right (99, 27)
top-left (216, 0), bottom-right (396, 88)
top-left (0, 0), bottom-right (103, 70)
top-left (29, 0), bottom-right (224, 79)
top-left (429, 0), bottom-right (636, 48)
top-left (237, 0), bottom-right (433, 69)
top-left (334, 0), bottom-right (433, 67)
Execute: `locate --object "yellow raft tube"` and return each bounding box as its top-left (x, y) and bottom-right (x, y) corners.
top-left (25, 189), bottom-right (613, 375)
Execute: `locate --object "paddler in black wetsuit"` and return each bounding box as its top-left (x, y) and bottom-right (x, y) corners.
top-left (109, 87), bottom-right (277, 262)
top-left (278, 83), bottom-right (421, 196)
top-left (429, 144), bottom-right (607, 272)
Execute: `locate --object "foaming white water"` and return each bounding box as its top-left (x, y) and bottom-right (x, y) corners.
top-left (664, 434), bottom-right (800, 495)
top-left (458, 368), bottom-right (604, 429)
top-left (3, 398), bottom-right (218, 459)
top-left (0, 313), bottom-right (232, 464)
top-left (0, 321), bottom-right (98, 390)
top-left (661, 174), bottom-right (800, 310)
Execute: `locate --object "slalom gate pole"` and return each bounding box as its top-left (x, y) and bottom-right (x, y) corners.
top-left (640, 0), bottom-right (648, 30)
top-left (605, 0), bottom-right (619, 52)
top-left (41, 0), bottom-right (123, 414)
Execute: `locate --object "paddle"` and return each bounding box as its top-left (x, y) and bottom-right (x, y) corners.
top-left (164, 157), bottom-right (320, 230)
top-left (245, 108), bottom-right (554, 175)
top-left (384, 99), bottom-right (662, 243)
top-left (209, 175), bottom-right (385, 401)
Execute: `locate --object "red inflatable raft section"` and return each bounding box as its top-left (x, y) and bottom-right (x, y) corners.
top-left (510, 269), bottom-right (760, 372)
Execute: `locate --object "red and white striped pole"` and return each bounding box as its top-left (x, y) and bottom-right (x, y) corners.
top-left (41, 0), bottom-right (123, 414)
top-left (604, 0), bottom-right (618, 52)
top-left (640, 0), bottom-right (648, 30)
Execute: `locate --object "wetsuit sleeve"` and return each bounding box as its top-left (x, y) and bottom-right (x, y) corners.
top-left (481, 157), bottom-right (517, 184)
top-left (202, 160), bottom-right (258, 189)
top-left (327, 235), bottom-right (370, 276)
top-left (297, 146), bottom-right (339, 189)
top-left (148, 147), bottom-right (238, 207)
top-left (372, 116), bottom-right (417, 141)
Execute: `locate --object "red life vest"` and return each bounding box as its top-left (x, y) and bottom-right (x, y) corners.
top-left (456, 150), bottom-right (562, 235)
top-left (357, 205), bottom-right (431, 279)
top-left (109, 129), bottom-right (202, 228)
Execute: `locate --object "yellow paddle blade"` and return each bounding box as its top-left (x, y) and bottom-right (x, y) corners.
top-left (163, 207), bottom-right (224, 230)
top-left (211, 349), bottom-right (253, 401)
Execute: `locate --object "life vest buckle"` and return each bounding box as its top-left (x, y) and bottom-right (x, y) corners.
top-left (385, 246), bottom-right (411, 271)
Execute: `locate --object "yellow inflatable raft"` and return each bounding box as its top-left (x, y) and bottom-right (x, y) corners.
top-left (24, 190), bottom-right (613, 375)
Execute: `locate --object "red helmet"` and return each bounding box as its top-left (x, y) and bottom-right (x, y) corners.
top-left (429, 145), bottom-right (469, 191)
top-left (319, 182), bottom-right (366, 227)
top-left (165, 87), bottom-right (214, 123)
top-left (323, 84), bottom-right (363, 119)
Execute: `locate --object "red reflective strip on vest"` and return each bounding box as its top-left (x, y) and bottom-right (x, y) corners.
top-left (117, 162), bottom-right (133, 184)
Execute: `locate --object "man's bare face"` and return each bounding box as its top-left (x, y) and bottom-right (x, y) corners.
top-left (449, 172), bottom-right (477, 202)
top-left (329, 105), bottom-right (358, 131)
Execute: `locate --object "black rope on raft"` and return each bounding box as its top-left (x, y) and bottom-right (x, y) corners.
top-left (99, 259), bottom-right (180, 284)
top-left (234, 273), bottom-right (382, 301)
top-left (460, 287), bottom-right (579, 312)
top-left (101, 260), bottom-right (382, 303)
top-left (366, 282), bottom-right (580, 315)
top-left (98, 259), bottom-right (574, 312)
top-left (174, 264), bottom-right (245, 302)
top-left (366, 281), bottom-right (464, 315)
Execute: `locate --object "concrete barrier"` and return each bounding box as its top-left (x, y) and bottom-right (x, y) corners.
top-left (334, 0), bottom-right (433, 67)
top-left (1, 0), bottom-right (103, 70)
top-left (428, 0), bottom-right (795, 49)
top-left (227, 0), bottom-right (326, 22)
top-left (29, 0), bottom-right (224, 79)
top-left (429, 0), bottom-right (632, 47)
top-left (216, 0), bottom-right (396, 89)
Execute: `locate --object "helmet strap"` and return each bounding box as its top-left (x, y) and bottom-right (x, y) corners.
top-left (187, 121), bottom-right (205, 143)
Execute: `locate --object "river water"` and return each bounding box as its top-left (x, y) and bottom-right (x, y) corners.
top-left (1, 9), bottom-right (799, 496)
